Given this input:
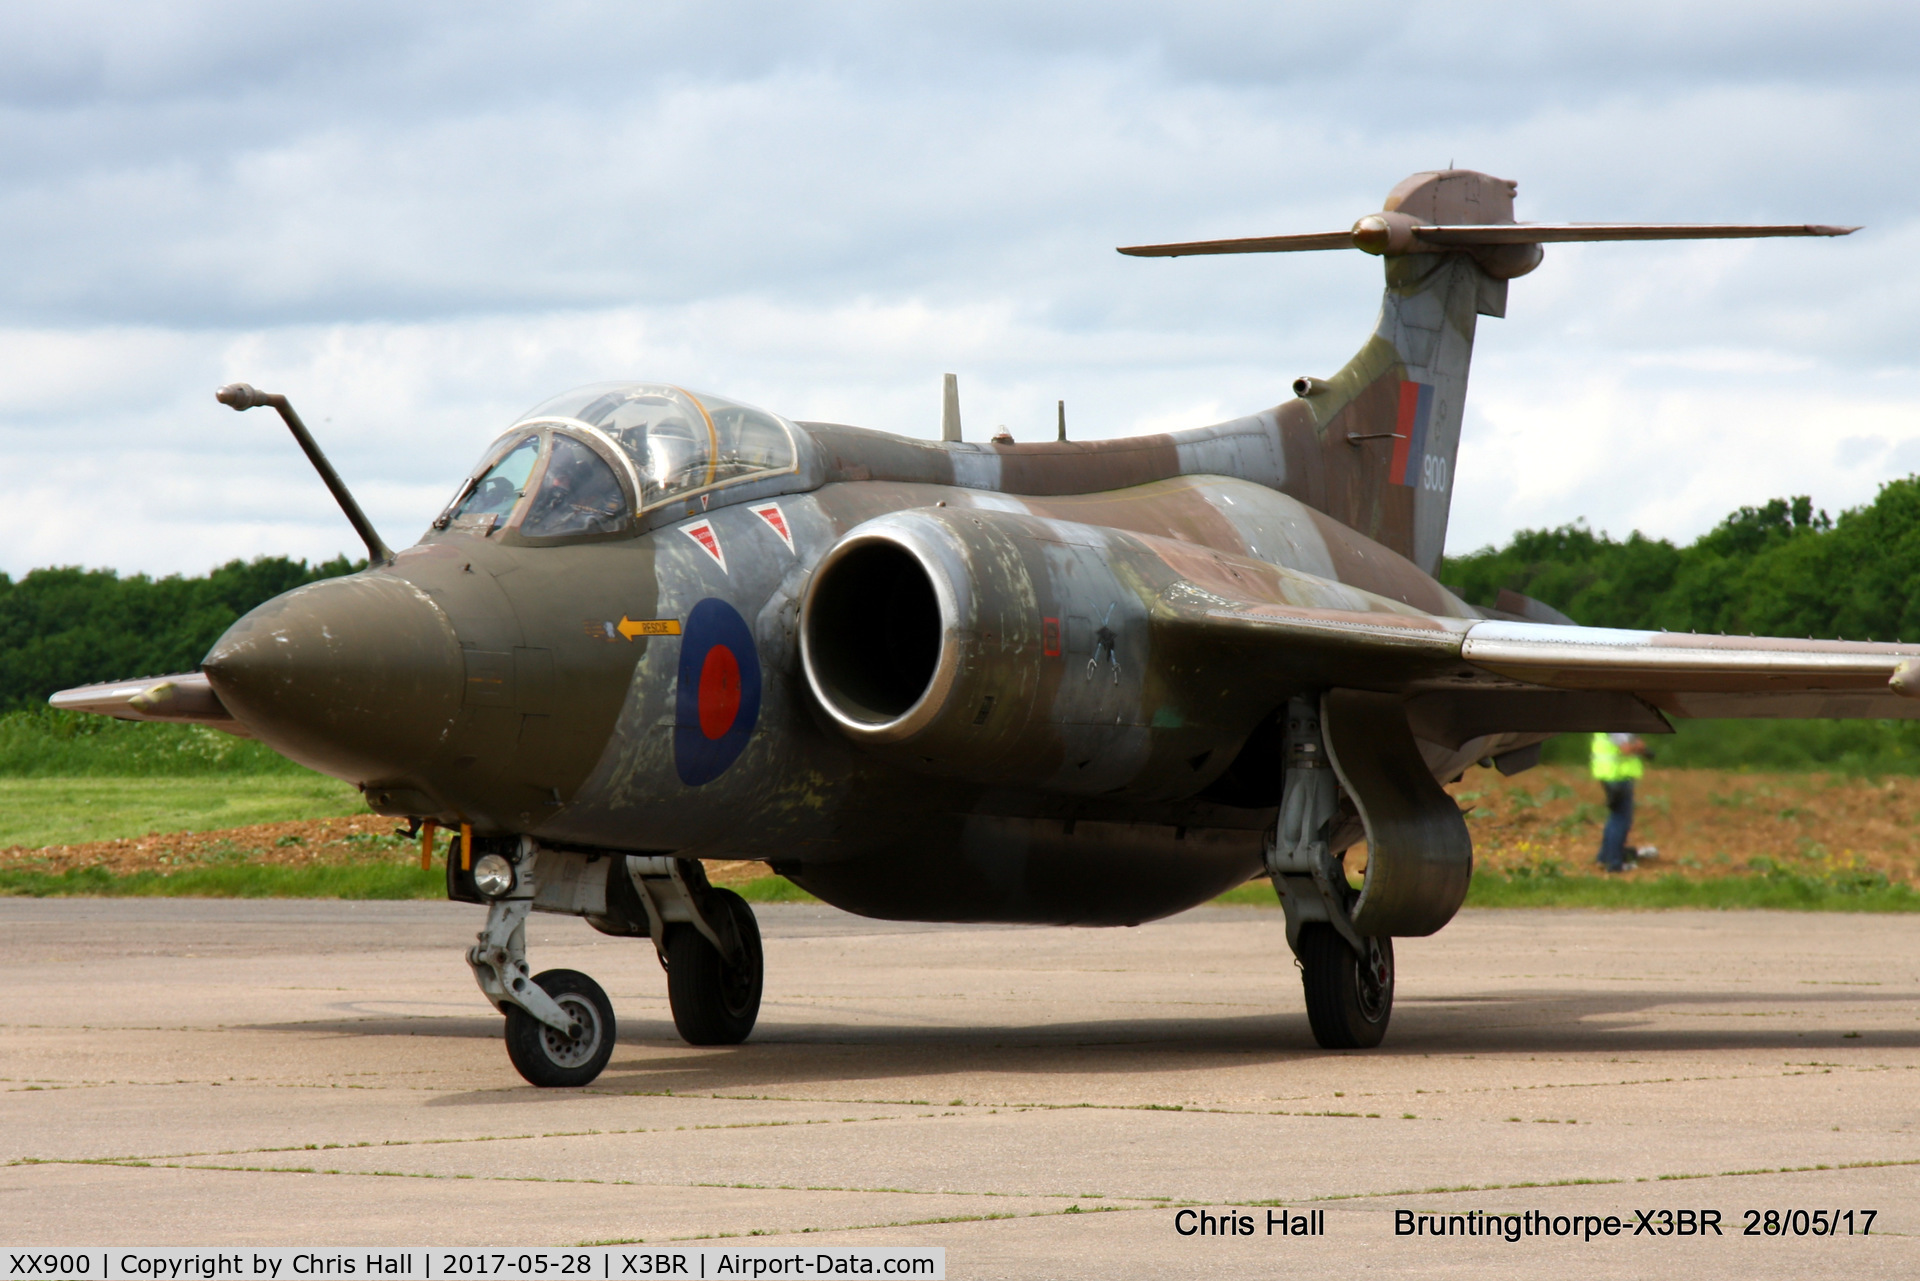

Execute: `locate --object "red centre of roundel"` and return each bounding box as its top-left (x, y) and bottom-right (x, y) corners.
top-left (697, 645), bottom-right (743, 740)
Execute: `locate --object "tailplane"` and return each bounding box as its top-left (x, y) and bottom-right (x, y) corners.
top-left (1120, 170), bottom-right (1855, 577)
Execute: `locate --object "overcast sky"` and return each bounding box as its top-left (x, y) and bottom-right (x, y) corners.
top-left (1, 0), bottom-right (1914, 577)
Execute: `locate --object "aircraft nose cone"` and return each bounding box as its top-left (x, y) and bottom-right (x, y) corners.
top-left (202, 572), bottom-right (462, 782)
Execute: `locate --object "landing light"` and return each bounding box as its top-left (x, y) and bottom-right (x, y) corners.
top-left (472, 854), bottom-right (515, 898)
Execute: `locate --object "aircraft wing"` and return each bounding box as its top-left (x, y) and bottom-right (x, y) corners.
top-left (1452, 621), bottom-right (1920, 719)
top-left (1181, 598), bottom-right (1920, 746)
top-left (48, 671), bottom-right (250, 735)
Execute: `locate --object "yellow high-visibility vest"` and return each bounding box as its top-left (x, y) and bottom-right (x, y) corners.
top-left (1590, 733), bottom-right (1644, 782)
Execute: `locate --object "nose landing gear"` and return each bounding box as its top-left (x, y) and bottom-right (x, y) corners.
top-left (503, 969), bottom-right (617, 1087)
top-left (460, 839), bottom-right (766, 1088)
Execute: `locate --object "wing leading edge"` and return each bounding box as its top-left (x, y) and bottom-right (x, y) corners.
top-left (1190, 601), bottom-right (1920, 724)
top-left (1456, 621), bottom-right (1920, 722)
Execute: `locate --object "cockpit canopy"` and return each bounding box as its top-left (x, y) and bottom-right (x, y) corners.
top-left (444, 383), bottom-right (800, 540)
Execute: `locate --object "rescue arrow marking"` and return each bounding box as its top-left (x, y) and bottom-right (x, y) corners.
top-left (616, 616), bottom-right (681, 640)
top-left (681, 519), bottom-right (729, 573)
top-left (750, 502), bottom-right (794, 552)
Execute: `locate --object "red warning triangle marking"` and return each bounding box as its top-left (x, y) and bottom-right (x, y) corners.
top-left (681, 520), bottom-right (728, 573)
top-left (750, 503), bottom-right (794, 552)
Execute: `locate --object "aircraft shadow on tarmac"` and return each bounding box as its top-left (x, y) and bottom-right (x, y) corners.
top-left (258, 982), bottom-right (1919, 1099)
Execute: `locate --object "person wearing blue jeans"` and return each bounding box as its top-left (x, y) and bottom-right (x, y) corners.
top-left (1591, 732), bottom-right (1650, 872)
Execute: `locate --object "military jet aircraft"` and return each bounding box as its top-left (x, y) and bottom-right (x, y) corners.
top-left (55, 169), bottom-right (1907, 1087)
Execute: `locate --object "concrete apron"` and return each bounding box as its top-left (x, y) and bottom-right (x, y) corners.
top-left (1, 900), bottom-right (1916, 1279)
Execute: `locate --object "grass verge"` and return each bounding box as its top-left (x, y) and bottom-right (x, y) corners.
top-left (0, 709), bottom-right (316, 776)
top-left (1213, 867), bottom-right (1920, 912)
top-left (730, 874), bottom-right (819, 903)
top-left (3, 860), bottom-right (1912, 911)
top-left (0, 861), bottom-right (441, 899)
top-left (0, 863), bottom-right (819, 902)
top-left (1213, 882), bottom-right (1284, 907)
top-left (0, 776), bottom-right (365, 849)
top-left (1463, 867), bottom-right (1920, 911)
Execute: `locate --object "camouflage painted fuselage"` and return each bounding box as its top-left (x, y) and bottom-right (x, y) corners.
top-left (78, 168), bottom-right (1887, 937)
top-left (203, 171), bottom-right (1531, 926)
top-left (289, 410), bottom-right (1479, 927)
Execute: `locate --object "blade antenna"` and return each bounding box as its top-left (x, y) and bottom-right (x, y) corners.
top-left (216, 383), bottom-right (395, 566)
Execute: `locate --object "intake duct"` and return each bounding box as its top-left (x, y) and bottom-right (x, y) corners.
top-left (800, 510), bottom-right (989, 750)
top-left (802, 531), bottom-right (955, 741)
top-left (799, 506), bottom-right (1261, 799)
top-left (806, 505), bottom-right (1100, 788)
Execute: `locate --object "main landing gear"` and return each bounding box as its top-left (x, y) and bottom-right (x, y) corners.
top-left (1264, 697), bottom-right (1396, 1049)
top-left (456, 838), bottom-right (765, 1087)
top-left (666, 887), bottom-right (764, 1045)
top-left (1295, 925), bottom-right (1393, 1050)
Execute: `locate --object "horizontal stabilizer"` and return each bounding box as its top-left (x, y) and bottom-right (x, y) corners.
top-left (1118, 231), bottom-right (1361, 257)
top-left (1120, 222), bottom-right (1857, 258)
top-left (1419, 223), bottom-right (1857, 245)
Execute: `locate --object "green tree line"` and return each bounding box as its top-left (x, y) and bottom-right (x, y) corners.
top-left (0, 556), bottom-right (359, 713)
top-left (3, 481), bottom-right (1918, 774)
top-left (1442, 482), bottom-right (1920, 641)
top-left (1442, 478), bottom-right (1920, 772)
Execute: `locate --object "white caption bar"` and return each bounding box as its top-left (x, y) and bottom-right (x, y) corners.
top-left (3, 1249), bottom-right (943, 1281)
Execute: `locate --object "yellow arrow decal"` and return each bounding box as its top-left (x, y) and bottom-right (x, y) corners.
top-left (617, 616), bottom-right (682, 640)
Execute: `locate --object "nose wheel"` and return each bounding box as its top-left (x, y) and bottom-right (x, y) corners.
top-left (504, 969), bottom-right (617, 1087)
top-left (467, 846), bottom-right (766, 1087)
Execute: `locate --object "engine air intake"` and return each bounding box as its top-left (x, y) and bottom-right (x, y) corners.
top-left (802, 533), bottom-right (948, 735)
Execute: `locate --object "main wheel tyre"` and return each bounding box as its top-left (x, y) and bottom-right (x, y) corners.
top-left (666, 889), bottom-right (763, 1046)
top-left (504, 969), bottom-right (617, 1087)
top-left (1298, 925), bottom-right (1393, 1050)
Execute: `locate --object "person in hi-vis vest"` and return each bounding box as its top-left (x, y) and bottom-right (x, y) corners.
top-left (1590, 733), bottom-right (1656, 872)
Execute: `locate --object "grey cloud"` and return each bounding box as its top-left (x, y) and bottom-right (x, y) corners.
top-left (0, 0), bottom-right (1915, 573)
top-left (9, 2), bottom-right (1917, 104)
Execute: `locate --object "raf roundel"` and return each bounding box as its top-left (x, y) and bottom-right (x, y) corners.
top-left (674, 597), bottom-right (763, 786)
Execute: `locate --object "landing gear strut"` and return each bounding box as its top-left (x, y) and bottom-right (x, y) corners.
top-left (459, 837), bottom-right (766, 1087)
top-left (626, 860), bottom-right (765, 1046)
top-left (1265, 696), bottom-right (1396, 1049)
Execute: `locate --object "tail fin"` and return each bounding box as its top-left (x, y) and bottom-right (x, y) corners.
top-left (1289, 170), bottom-right (1516, 575)
top-left (1120, 169), bottom-right (1855, 578)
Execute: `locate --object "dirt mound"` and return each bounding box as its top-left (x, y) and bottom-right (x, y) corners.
top-left (5, 764), bottom-right (1914, 890)
top-left (1454, 764), bottom-right (1920, 883)
top-left (0, 814), bottom-right (770, 886)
